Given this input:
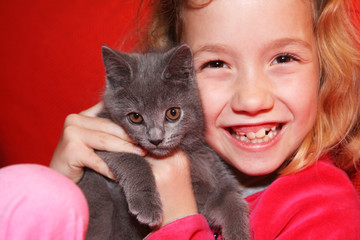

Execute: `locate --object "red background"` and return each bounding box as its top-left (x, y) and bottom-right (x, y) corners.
top-left (0, 0), bottom-right (148, 167)
top-left (0, 0), bottom-right (359, 169)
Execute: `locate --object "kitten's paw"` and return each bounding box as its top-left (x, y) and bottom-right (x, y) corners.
top-left (221, 209), bottom-right (251, 240)
top-left (128, 194), bottom-right (163, 228)
top-left (222, 227), bottom-right (251, 240)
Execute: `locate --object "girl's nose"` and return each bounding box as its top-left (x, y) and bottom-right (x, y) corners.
top-left (230, 74), bottom-right (274, 115)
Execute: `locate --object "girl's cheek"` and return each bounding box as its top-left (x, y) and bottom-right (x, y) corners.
top-left (197, 74), bottom-right (229, 116)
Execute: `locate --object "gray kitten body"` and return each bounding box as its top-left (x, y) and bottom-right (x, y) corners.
top-left (78, 45), bottom-right (250, 239)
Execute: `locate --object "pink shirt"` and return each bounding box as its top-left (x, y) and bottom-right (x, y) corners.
top-left (146, 155), bottom-right (360, 239)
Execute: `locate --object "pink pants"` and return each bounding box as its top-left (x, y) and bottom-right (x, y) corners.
top-left (0, 164), bottom-right (89, 240)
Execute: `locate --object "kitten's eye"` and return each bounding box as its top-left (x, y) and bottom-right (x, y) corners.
top-left (272, 54), bottom-right (300, 65)
top-left (128, 113), bottom-right (143, 124)
top-left (166, 108), bottom-right (181, 121)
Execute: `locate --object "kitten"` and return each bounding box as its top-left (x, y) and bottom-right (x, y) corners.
top-left (78, 44), bottom-right (250, 240)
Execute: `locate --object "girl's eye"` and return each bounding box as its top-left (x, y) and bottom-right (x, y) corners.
top-left (128, 113), bottom-right (143, 124)
top-left (166, 107), bottom-right (181, 121)
top-left (272, 54), bottom-right (300, 65)
top-left (201, 60), bottom-right (229, 69)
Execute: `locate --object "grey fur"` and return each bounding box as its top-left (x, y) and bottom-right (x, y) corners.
top-left (78, 44), bottom-right (250, 240)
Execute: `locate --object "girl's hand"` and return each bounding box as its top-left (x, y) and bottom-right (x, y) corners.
top-left (50, 102), bottom-right (146, 183)
top-left (146, 151), bottom-right (198, 227)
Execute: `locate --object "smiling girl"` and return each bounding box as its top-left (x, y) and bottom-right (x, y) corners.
top-left (51, 0), bottom-right (360, 238)
top-left (1, 0), bottom-right (359, 239)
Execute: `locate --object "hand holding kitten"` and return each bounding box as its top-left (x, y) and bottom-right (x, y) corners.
top-left (146, 151), bottom-right (198, 227)
top-left (50, 102), bottom-right (146, 183)
top-left (50, 102), bottom-right (198, 227)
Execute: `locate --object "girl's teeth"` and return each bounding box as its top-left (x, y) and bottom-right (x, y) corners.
top-left (247, 132), bottom-right (256, 140)
top-left (231, 125), bottom-right (280, 143)
top-left (268, 131), bottom-right (274, 138)
top-left (255, 128), bottom-right (266, 138)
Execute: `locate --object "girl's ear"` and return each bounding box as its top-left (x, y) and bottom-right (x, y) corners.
top-left (162, 44), bottom-right (194, 83)
top-left (102, 45), bottom-right (133, 90)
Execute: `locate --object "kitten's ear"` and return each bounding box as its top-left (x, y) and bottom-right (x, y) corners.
top-left (162, 44), bottom-right (193, 83)
top-left (102, 45), bottom-right (132, 90)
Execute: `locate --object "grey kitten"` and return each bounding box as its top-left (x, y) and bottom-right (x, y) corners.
top-left (78, 44), bottom-right (250, 240)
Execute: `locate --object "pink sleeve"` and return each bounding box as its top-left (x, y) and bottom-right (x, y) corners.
top-left (0, 164), bottom-right (89, 240)
top-left (145, 214), bottom-right (214, 240)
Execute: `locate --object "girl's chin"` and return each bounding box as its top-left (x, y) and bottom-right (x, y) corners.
top-left (218, 138), bottom-right (287, 176)
top-left (228, 157), bottom-right (282, 176)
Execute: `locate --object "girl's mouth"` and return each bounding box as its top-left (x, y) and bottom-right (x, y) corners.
top-left (229, 123), bottom-right (283, 143)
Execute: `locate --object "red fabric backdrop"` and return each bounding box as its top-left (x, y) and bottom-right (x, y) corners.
top-left (0, 0), bottom-right (359, 172)
top-left (0, 0), bottom-right (148, 167)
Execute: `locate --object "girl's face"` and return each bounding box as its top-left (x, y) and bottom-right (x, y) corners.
top-left (182, 0), bottom-right (320, 176)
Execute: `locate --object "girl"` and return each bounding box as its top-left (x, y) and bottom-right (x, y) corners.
top-left (2, 0), bottom-right (360, 239)
top-left (52, 0), bottom-right (360, 238)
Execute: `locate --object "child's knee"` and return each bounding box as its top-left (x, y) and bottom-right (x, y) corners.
top-left (0, 164), bottom-right (89, 240)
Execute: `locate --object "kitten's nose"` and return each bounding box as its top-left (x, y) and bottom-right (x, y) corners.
top-left (150, 139), bottom-right (162, 146)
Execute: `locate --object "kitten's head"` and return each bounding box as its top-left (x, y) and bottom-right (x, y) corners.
top-left (101, 44), bottom-right (204, 157)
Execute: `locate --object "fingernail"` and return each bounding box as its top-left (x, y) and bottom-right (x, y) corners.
top-left (134, 145), bottom-right (146, 156)
top-left (107, 169), bottom-right (116, 180)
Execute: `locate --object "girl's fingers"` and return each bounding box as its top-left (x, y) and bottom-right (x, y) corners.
top-left (85, 153), bottom-right (116, 180)
top-left (50, 102), bottom-right (146, 182)
top-left (64, 113), bottom-right (133, 143)
top-left (50, 140), bottom-right (115, 182)
top-left (51, 124), bottom-right (145, 183)
top-left (79, 101), bottom-right (104, 117)
top-left (78, 102), bottom-right (132, 142)
top-left (64, 125), bottom-right (145, 155)
top-left (65, 101), bottom-right (132, 142)
top-left (71, 143), bottom-right (116, 181)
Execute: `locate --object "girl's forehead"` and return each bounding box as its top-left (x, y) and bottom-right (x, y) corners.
top-left (181, 0), bottom-right (315, 49)
top-left (187, 0), bottom-right (312, 30)
top-left (182, 0), bottom-right (313, 20)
